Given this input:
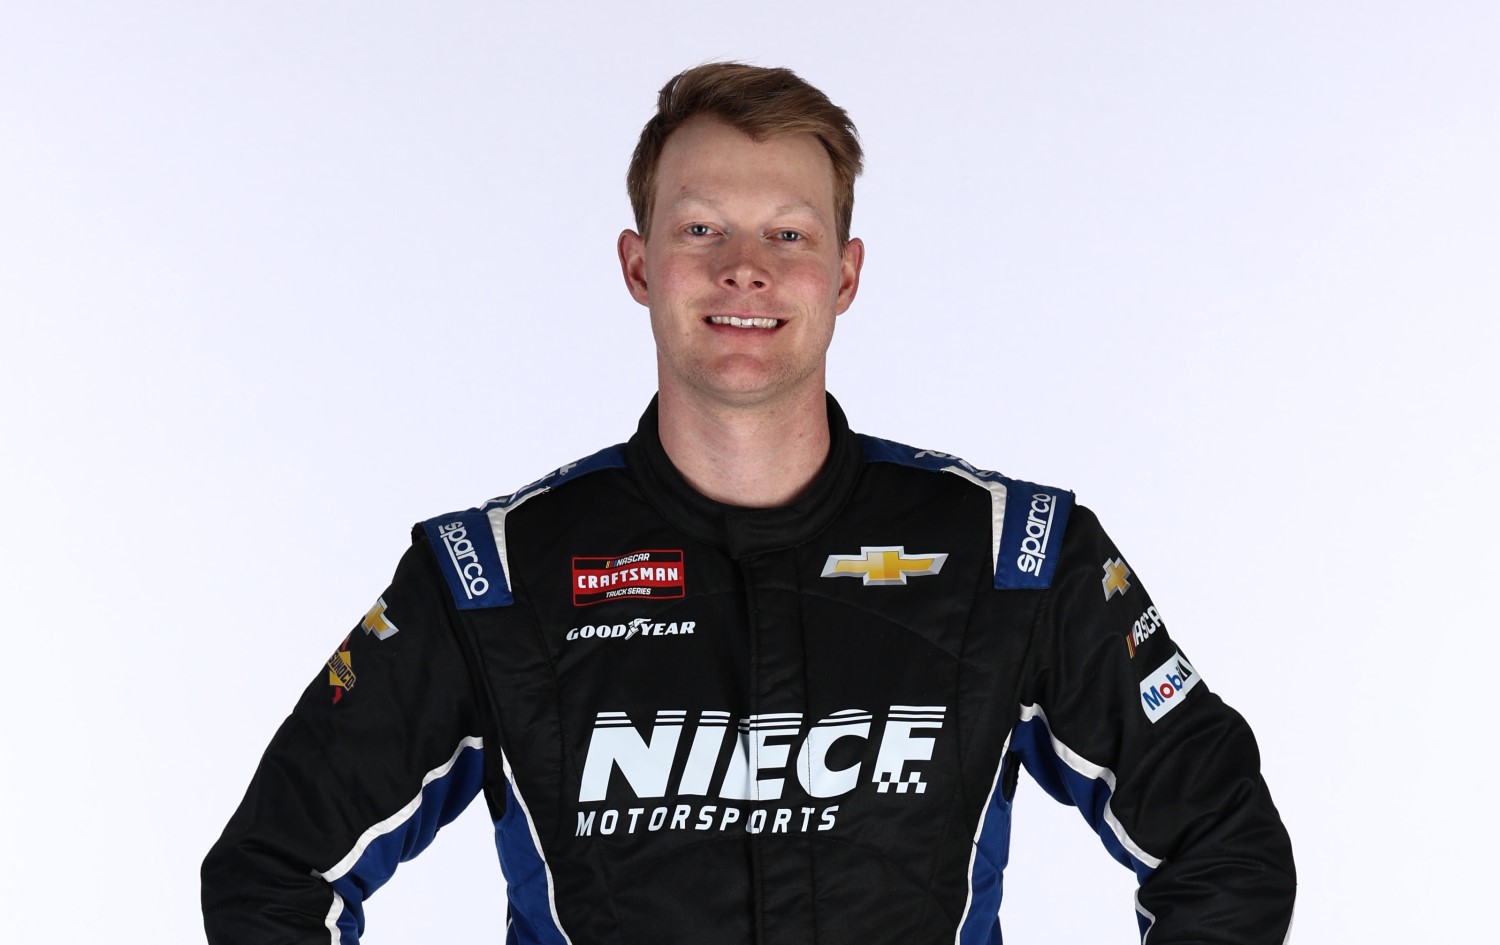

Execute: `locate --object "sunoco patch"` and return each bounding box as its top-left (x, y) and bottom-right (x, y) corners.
top-left (327, 635), bottom-right (355, 704)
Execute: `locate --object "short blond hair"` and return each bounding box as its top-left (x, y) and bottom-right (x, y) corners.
top-left (627, 63), bottom-right (864, 244)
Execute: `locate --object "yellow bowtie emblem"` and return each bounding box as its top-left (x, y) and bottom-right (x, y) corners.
top-left (1102, 558), bottom-right (1132, 600)
top-left (822, 546), bottom-right (948, 586)
top-left (361, 597), bottom-right (401, 640)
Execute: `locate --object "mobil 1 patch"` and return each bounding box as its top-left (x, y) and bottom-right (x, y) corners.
top-left (1139, 651), bottom-right (1202, 723)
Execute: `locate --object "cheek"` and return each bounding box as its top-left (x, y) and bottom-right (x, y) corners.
top-left (783, 257), bottom-right (842, 301)
top-left (650, 256), bottom-right (709, 297)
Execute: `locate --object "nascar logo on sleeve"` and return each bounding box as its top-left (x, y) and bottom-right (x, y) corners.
top-left (1139, 651), bottom-right (1200, 722)
top-left (1124, 604), bottom-right (1163, 658)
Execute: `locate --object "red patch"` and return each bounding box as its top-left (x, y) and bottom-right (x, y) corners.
top-left (572, 550), bottom-right (685, 607)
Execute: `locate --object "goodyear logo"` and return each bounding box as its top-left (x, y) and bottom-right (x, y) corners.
top-left (567, 618), bottom-right (697, 641)
top-left (821, 547), bottom-right (948, 586)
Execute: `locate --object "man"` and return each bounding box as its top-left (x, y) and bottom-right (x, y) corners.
top-left (203, 63), bottom-right (1295, 944)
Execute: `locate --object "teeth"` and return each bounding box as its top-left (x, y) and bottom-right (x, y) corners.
top-left (708, 316), bottom-right (779, 329)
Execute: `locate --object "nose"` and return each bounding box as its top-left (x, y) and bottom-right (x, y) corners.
top-left (718, 235), bottom-right (770, 292)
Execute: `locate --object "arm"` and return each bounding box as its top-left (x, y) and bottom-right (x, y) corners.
top-left (202, 535), bottom-right (491, 944)
top-left (1011, 506), bottom-right (1295, 943)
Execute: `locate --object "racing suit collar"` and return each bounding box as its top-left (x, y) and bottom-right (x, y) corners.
top-left (625, 393), bottom-right (864, 559)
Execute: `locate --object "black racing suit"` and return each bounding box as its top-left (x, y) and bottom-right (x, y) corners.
top-left (203, 396), bottom-right (1295, 944)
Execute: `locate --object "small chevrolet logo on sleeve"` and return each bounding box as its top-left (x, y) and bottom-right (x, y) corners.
top-left (361, 597), bottom-right (401, 640)
top-left (821, 546), bottom-right (948, 586)
top-left (1102, 558), bottom-right (1132, 600)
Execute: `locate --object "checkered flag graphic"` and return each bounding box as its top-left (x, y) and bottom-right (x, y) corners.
top-left (875, 771), bottom-right (927, 794)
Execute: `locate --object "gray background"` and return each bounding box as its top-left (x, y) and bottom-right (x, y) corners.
top-left (3, 2), bottom-right (1495, 940)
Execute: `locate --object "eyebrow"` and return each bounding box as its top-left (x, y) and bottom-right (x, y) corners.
top-left (668, 195), bottom-right (828, 221)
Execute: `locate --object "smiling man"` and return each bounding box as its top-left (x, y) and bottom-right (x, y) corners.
top-left (619, 87), bottom-right (865, 509)
top-left (204, 64), bottom-right (1295, 944)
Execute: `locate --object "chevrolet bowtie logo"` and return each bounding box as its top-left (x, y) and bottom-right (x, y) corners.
top-left (1102, 558), bottom-right (1132, 601)
top-left (361, 597), bottom-right (401, 641)
top-left (821, 546), bottom-right (948, 586)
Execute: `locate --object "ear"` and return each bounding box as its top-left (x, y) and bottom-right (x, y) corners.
top-left (835, 237), bottom-right (864, 314)
top-left (618, 229), bottom-right (650, 306)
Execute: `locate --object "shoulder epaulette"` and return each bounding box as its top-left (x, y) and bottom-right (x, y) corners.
top-left (421, 444), bottom-right (627, 609)
top-left (859, 435), bottom-right (1074, 591)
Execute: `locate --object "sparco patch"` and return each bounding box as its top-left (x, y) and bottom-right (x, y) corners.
top-left (422, 509), bottom-right (513, 610)
top-left (993, 483), bottom-right (1074, 590)
top-left (572, 550), bottom-right (686, 607)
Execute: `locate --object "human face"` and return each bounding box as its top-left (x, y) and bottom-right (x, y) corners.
top-left (618, 116), bottom-right (863, 410)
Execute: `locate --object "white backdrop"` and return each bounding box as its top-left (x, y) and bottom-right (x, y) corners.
top-left (2, 2), bottom-right (1495, 941)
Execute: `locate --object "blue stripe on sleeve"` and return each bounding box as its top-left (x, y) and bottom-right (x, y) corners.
top-left (326, 741), bottom-right (487, 941)
top-left (957, 771), bottom-right (1013, 945)
top-left (1010, 715), bottom-right (1155, 883)
top-left (494, 777), bottom-right (570, 945)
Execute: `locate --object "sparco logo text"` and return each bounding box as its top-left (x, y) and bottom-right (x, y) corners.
top-left (1016, 492), bottom-right (1058, 575)
top-left (438, 521), bottom-right (489, 599)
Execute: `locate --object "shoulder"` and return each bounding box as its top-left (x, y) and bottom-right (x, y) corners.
top-left (858, 434), bottom-right (1077, 590)
top-left (415, 443), bottom-right (628, 610)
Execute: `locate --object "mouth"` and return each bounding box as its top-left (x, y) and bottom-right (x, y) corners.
top-left (705, 315), bottom-right (783, 329)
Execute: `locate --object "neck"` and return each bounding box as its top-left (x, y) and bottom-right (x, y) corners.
top-left (656, 386), bottom-right (831, 509)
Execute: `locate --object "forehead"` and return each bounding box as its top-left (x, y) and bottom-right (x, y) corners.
top-left (653, 116), bottom-right (835, 221)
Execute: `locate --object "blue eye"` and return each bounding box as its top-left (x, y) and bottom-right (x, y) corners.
top-left (776, 230), bottom-right (803, 242)
top-left (686, 224), bottom-right (712, 236)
